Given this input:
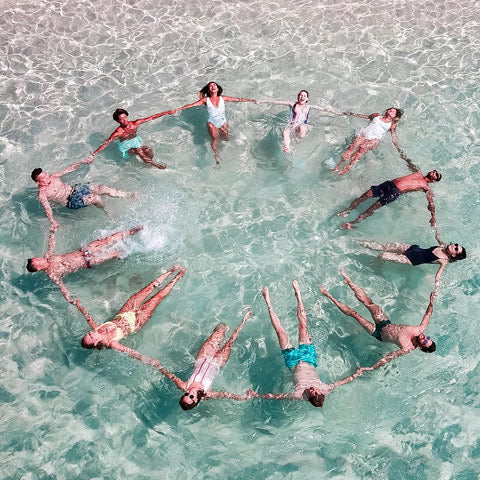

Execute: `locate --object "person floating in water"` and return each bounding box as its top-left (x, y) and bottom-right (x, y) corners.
top-left (260, 90), bottom-right (335, 153)
top-left (91, 108), bottom-right (174, 169)
top-left (359, 240), bottom-right (466, 288)
top-left (319, 268), bottom-right (437, 369)
top-left (248, 282), bottom-right (368, 408)
top-left (26, 226), bottom-right (142, 303)
top-left (79, 265), bottom-right (186, 351)
top-left (334, 107), bottom-right (403, 175)
top-left (173, 81), bottom-right (257, 166)
top-left (31, 163), bottom-right (135, 231)
top-left (337, 169), bottom-right (442, 230)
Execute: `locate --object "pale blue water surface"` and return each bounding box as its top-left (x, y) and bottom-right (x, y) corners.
top-left (1, 0), bottom-right (480, 478)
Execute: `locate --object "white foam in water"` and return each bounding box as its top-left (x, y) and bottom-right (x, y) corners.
top-left (2, 0), bottom-right (479, 478)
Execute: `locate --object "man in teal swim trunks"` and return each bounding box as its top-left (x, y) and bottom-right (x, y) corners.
top-left (319, 268), bottom-right (437, 370)
top-left (91, 107), bottom-right (174, 169)
top-left (251, 282), bottom-right (368, 407)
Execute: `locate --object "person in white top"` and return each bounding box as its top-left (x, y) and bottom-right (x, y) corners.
top-left (173, 81), bottom-right (257, 166)
top-left (334, 107), bottom-right (403, 175)
top-left (250, 282), bottom-right (368, 408)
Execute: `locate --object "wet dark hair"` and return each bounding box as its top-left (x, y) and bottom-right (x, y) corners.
top-left (26, 259), bottom-right (38, 272)
top-left (427, 170), bottom-right (442, 182)
top-left (113, 108), bottom-right (129, 122)
top-left (448, 244), bottom-right (467, 263)
top-left (385, 107), bottom-right (403, 122)
top-left (179, 390), bottom-right (205, 411)
top-left (307, 391), bottom-right (325, 408)
top-left (31, 168), bottom-right (43, 182)
top-left (420, 340), bottom-right (436, 353)
top-left (199, 82), bottom-right (223, 98)
top-left (81, 337), bottom-right (105, 350)
top-left (298, 89), bottom-right (309, 99)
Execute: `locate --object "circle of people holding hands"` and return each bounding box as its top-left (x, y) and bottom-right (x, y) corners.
top-left (28, 82), bottom-right (467, 410)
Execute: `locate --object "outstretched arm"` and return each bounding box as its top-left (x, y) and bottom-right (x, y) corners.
top-left (134, 109), bottom-right (175, 126)
top-left (205, 390), bottom-right (254, 401)
top-left (222, 95), bottom-right (257, 104)
top-left (91, 129), bottom-right (122, 157)
top-left (245, 390), bottom-right (298, 400)
top-left (52, 155), bottom-right (93, 177)
top-left (342, 111), bottom-right (374, 119)
top-left (434, 262), bottom-right (447, 289)
top-left (71, 299), bottom-right (99, 330)
top-left (51, 276), bottom-right (74, 303)
top-left (38, 192), bottom-right (59, 232)
top-left (330, 366), bottom-right (370, 388)
top-left (172, 98), bottom-right (206, 113)
top-left (309, 105), bottom-right (347, 116)
top-left (361, 348), bottom-right (408, 372)
top-left (46, 229), bottom-right (56, 257)
top-left (111, 343), bottom-right (187, 390)
top-left (418, 290), bottom-right (437, 332)
top-left (389, 123), bottom-right (408, 163)
top-left (257, 99), bottom-right (294, 107)
top-left (425, 189), bottom-right (437, 227)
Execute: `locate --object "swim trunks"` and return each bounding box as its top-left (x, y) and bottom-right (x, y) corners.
top-left (282, 344), bottom-right (317, 369)
top-left (370, 180), bottom-right (401, 206)
top-left (404, 245), bottom-right (438, 266)
top-left (372, 319), bottom-right (391, 341)
top-left (118, 136), bottom-right (142, 159)
top-left (206, 96), bottom-right (226, 128)
top-left (113, 311), bottom-right (137, 334)
top-left (66, 184), bottom-right (90, 209)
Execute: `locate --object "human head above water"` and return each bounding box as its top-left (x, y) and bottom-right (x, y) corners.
top-left (297, 90), bottom-right (309, 102)
top-left (113, 108), bottom-right (129, 122)
top-left (384, 107), bottom-right (403, 122)
top-left (416, 333), bottom-right (436, 353)
top-left (31, 168), bottom-right (43, 182)
top-left (179, 389), bottom-right (205, 410)
top-left (305, 387), bottom-right (325, 407)
top-left (426, 170), bottom-right (442, 182)
top-left (199, 82), bottom-right (223, 98)
top-left (447, 243), bottom-right (466, 263)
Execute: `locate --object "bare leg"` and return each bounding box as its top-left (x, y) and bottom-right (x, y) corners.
top-left (338, 139), bottom-right (379, 176)
top-left (82, 194), bottom-right (107, 212)
top-left (118, 265), bottom-right (181, 313)
top-left (379, 252), bottom-right (412, 264)
top-left (340, 268), bottom-right (387, 323)
top-left (337, 190), bottom-right (373, 217)
top-left (342, 200), bottom-right (383, 229)
top-left (358, 240), bottom-right (410, 254)
top-left (282, 126), bottom-right (293, 153)
top-left (136, 267), bottom-right (187, 326)
top-left (292, 280), bottom-right (311, 344)
top-left (337, 135), bottom-right (364, 168)
top-left (89, 185), bottom-right (135, 199)
top-left (130, 147), bottom-right (167, 169)
top-left (214, 311), bottom-right (252, 366)
top-left (207, 122), bottom-right (221, 165)
top-left (296, 124), bottom-right (308, 138)
top-left (86, 226), bottom-right (142, 254)
top-left (262, 286), bottom-right (292, 350)
top-left (318, 285), bottom-right (375, 334)
top-left (197, 324), bottom-right (228, 359)
top-left (218, 123), bottom-right (229, 141)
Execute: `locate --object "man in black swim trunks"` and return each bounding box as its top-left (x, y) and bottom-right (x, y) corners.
top-left (337, 169), bottom-right (442, 229)
top-left (319, 268), bottom-right (437, 371)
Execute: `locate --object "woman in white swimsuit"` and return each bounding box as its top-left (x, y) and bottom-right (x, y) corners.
top-left (334, 107), bottom-right (403, 175)
top-left (174, 82), bottom-right (257, 165)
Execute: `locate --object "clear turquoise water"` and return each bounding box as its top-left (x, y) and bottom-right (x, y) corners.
top-left (1, 0), bottom-right (480, 478)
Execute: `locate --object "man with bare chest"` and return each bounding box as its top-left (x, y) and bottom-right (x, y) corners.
top-left (31, 157), bottom-right (134, 231)
top-left (27, 226), bottom-right (142, 302)
top-left (90, 108), bottom-right (174, 169)
top-left (337, 169), bottom-right (442, 229)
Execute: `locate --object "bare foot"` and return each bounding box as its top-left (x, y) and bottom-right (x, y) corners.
top-left (152, 161), bottom-right (167, 169)
top-left (282, 145), bottom-right (291, 153)
top-left (130, 226), bottom-right (143, 235)
top-left (342, 222), bottom-right (354, 230)
top-left (336, 210), bottom-right (350, 217)
top-left (318, 285), bottom-right (329, 296)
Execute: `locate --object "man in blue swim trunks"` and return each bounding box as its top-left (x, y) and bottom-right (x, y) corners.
top-left (32, 160), bottom-right (135, 230)
top-left (91, 107), bottom-right (174, 169)
top-left (337, 169), bottom-right (442, 229)
top-left (250, 282), bottom-right (368, 407)
top-left (319, 268), bottom-right (437, 371)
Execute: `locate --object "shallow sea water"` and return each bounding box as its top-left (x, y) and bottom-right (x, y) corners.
top-left (1, 0), bottom-right (480, 478)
